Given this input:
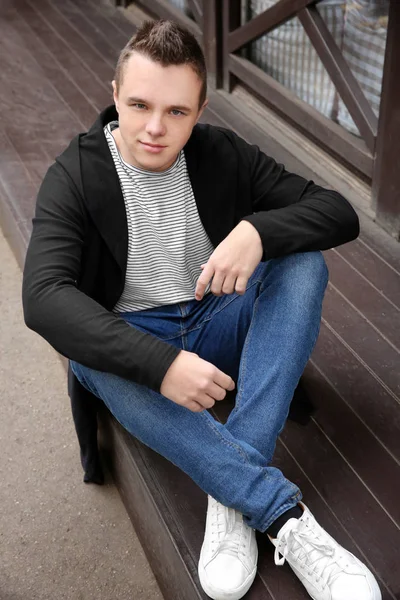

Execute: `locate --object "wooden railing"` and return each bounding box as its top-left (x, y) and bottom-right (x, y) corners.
top-left (222, 0), bottom-right (379, 177)
top-left (124, 0), bottom-right (400, 239)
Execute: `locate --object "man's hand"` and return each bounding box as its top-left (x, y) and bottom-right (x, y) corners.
top-left (160, 350), bottom-right (235, 412)
top-left (195, 220), bottom-right (263, 301)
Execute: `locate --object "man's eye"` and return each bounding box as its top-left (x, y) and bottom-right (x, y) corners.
top-left (171, 109), bottom-right (184, 116)
top-left (132, 103), bottom-right (146, 109)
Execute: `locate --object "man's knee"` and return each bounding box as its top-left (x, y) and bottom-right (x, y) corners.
top-left (266, 251), bottom-right (328, 297)
top-left (293, 251), bottom-right (328, 285)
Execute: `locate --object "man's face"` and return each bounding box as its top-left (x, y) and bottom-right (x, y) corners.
top-left (112, 52), bottom-right (207, 172)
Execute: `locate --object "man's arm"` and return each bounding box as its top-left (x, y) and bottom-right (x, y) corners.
top-left (22, 162), bottom-right (180, 392)
top-left (23, 162), bottom-right (234, 412)
top-left (195, 129), bottom-right (359, 299)
top-left (237, 133), bottom-right (360, 259)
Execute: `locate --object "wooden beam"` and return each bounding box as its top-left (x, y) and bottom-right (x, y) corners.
top-left (134, 0), bottom-right (202, 40)
top-left (299, 5), bottom-right (378, 154)
top-left (186, 0), bottom-right (202, 26)
top-left (228, 0), bottom-right (317, 53)
top-left (372, 1), bottom-right (400, 240)
top-left (203, 0), bottom-right (222, 88)
top-left (222, 0), bottom-right (241, 92)
top-left (228, 53), bottom-right (373, 178)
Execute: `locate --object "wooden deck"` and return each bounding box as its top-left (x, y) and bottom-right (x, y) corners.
top-left (1, 0), bottom-right (399, 599)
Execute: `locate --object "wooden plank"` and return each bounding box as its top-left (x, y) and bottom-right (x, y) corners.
top-left (322, 286), bottom-right (400, 398)
top-left (0, 143), bottom-right (36, 231)
top-left (280, 419), bottom-right (400, 596)
top-left (54, 0), bottom-right (120, 69)
top-left (228, 0), bottom-right (314, 53)
top-left (228, 54), bottom-right (373, 178)
top-left (358, 212), bottom-right (400, 274)
top-left (0, 130), bottom-right (36, 266)
top-left (324, 249), bottom-right (400, 349)
top-left (270, 441), bottom-right (394, 600)
top-left (372, 1), bottom-right (400, 240)
top-left (69, 0), bottom-right (129, 50)
top-left (304, 362), bottom-right (400, 522)
top-left (88, 0), bottom-right (136, 38)
top-left (203, 88), bottom-right (314, 178)
top-left (312, 321), bottom-right (400, 461)
top-left (26, 0), bottom-right (114, 88)
top-left (299, 5), bottom-right (377, 153)
top-left (0, 31), bottom-right (73, 191)
top-left (0, 6), bottom-right (75, 163)
top-left (10, 3), bottom-right (97, 130)
top-left (15, 0), bottom-right (111, 111)
top-left (335, 240), bottom-right (400, 309)
top-left (0, 185), bottom-right (30, 270)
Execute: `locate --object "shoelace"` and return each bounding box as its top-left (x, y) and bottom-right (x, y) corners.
top-left (274, 520), bottom-right (348, 587)
top-left (209, 499), bottom-right (248, 558)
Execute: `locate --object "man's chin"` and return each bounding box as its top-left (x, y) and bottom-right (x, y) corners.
top-left (137, 151), bottom-right (177, 172)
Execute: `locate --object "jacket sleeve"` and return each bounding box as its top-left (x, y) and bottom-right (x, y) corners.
top-left (22, 162), bottom-right (180, 391)
top-left (229, 132), bottom-right (360, 259)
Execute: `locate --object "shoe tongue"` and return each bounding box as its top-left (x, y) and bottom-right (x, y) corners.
top-left (275, 517), bottom-right (300, 539)
top-left (215, 508), bottom-right (243, 557)
top-left (226, 507), bottom-right (238, 534)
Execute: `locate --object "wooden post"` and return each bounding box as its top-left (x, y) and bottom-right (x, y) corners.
top-left (372, 1), bottom-right (400, 241)
top-left (203, 0), bottom-right (223, 88)
top-left (222, 0), bottom-right (241, 91)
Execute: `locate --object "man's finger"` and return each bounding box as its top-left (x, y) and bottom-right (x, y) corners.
top-left (195, 263), bottom-right (214, 300)
top-left (208, 383), bottom-right (227, 402)
top-left (210, 271), bottom-right (225, 296)
top-left (221, 273), bottom-right (237, 295)
top-left (235, 274), bottom-right (249, 295)
top-left (199, 394), bottom-right (216, 409)
top-left (188, 401), bottom-right (206, 413)
top-left (213, 368), bottom-right (235, 392)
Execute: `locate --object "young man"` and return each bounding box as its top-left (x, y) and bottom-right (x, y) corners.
top-left (22, 19), bottom-right (381, 600)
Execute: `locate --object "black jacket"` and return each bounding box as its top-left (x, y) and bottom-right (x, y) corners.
top-left (22, 105), bottom-right (359, 483)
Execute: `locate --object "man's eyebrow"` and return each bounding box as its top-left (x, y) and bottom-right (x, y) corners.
top-left (126, 97), bottom-right (192, 112)
top-left (169, 104), bottom-right (193, 113)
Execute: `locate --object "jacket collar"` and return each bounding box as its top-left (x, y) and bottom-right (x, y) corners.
top-left (78, 105), bottom-right (128, 274)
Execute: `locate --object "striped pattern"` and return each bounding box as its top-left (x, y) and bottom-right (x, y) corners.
top-left (104, 122), bottom-right (214, 312)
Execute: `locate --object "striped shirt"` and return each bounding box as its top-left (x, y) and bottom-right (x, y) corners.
top-left (104, 122), bottom-right (214, 312)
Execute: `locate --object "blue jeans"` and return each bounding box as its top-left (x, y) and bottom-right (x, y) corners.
top-left (71, 252), bottom-right (328, 532)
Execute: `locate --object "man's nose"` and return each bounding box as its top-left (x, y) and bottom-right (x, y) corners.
top-left (145, 113), bottom-right (166, 137)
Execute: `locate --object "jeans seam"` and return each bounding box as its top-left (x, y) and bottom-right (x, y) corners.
top-left (181, 278), bottom-right (263, 337)
top-left (201, 412), bottom-right (252, 464)
top-left (261, 490), bottom-right (302, 532)
top-left (233, 291), bottom-right (261, 415)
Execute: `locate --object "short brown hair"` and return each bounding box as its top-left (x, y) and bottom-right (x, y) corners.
top-left (114, 20), bottom-right (207, 108)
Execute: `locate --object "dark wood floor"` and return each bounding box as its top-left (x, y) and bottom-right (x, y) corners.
top-left (1, 0), bottom-right (399, 599)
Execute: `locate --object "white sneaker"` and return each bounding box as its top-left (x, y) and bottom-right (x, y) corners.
top-left (198, 495), bottom-right (258, 600)
top-left (269, 503), bottom-right (382, 600)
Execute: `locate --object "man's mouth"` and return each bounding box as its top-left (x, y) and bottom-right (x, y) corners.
top-left (140, 141), bottom-right (166, 149)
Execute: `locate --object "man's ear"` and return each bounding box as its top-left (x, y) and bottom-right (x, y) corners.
top-left (112, 80), bottom-right (119, 112)
top-left (196, 99), bottom-right (209, 123)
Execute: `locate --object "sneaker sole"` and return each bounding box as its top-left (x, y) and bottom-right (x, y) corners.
top-left (198, 562), bottom-right (257, 600)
